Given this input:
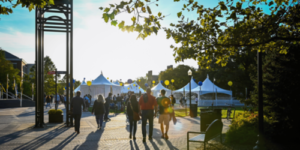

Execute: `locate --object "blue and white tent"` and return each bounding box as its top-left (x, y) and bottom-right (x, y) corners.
top-left (151, 82), bottom-right (171, 97)
top-left (74, 78), bottom-right (87, 93)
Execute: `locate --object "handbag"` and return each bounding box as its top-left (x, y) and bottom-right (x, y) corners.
top-left (129, 101), bottom-right (140, 121)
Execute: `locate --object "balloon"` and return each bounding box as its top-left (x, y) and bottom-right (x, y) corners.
top-left (228, 81), bottom-right (233, 86)
top-left (152, 80), bottom-right (155, 84)
top-left (128, 79), bottom-right (132, 84)
top-left (73, 79), bottom-right (75, 83)
top-left (198, 81), bottom-right (203, 86)
top-left (164, 80), bottom-right (170, 85)
top-left (160, 80), bottom-right (163, 84)
top-left (145, 83), bottom-right (148, 87)
top-left (107, 77), bottom-right (109, 79)
top-left (120, 83), bottom-right (123, 86)
top-left (139, 87), bottom-right (141, 89)
top-left (87, 81), bottom-right (92, 86)
top-left (133, 84), bottom-right (136, 86)
top-left (127, 87), bottom-right (130, 90)
top-left (139, 79), bottom-right (141, 82)
top-left (171, 79), bottom-right (174, 83)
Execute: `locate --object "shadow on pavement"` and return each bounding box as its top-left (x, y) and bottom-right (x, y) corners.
top-left (129, 140), bottom-right (139, 150)
top-left (76, 129), bottom-right (103, 150)
top-left (12, 124), bottom-right (68, 150)
top-left (0, 126), bottom-right (34, 145)
top-left (50, 132), bottom-right (77, 150)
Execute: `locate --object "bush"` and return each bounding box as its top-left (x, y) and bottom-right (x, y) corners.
top-left (225, 112), bottom-right (273, 145)
top-left (48, 109), bottom-right (63, 115)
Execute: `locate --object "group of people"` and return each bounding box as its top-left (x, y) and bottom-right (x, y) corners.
top-left (44, 94), bottom-right (66, 109)
top-left (70, 88), bottom-right (176, 143)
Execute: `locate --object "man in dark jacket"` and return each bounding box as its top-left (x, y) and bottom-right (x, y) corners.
top-left (104, 93), bottom-right (112, 121)
top-left (71, 91), bottom-right (85, 134)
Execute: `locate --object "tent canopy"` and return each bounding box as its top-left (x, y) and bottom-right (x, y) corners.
top-left (173, 76), bottom-right (198, 93)
top-left (113, 80), bottom-right (120, 85)
top-left (151, 82), bottom-right (171, 97)
top-left (122, 81), bottom-right (145, 94)
top-left (74, 78), bottom-right (87, 93)
top-left (191, 74), bottom-right (232, 95)
top-left (92, 74), bottom-right (120, 86)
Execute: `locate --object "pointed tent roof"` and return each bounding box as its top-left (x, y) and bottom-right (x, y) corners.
top-left (113, 80), bottom-right (120, 85)
top-left (191, 74), bottom-right (232, 95)
top-left (74, 78), bottom-right (87, 92)
top-left (151, 82), bottom-right (171, 92)
top-left (92, 73), bottom-right (119, 86)
top-left (174, 76), bottom-right (199, 92)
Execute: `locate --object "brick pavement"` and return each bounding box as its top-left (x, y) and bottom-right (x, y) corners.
top-left (0, 104), bottom-right (231, 150)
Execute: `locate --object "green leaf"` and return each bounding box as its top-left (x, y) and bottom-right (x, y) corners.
top-left (177, 11), bottom-right (182, 18)
top-left (110, 4), bottom-right (115, 7)
top-left (104, 8), bottom-right (110, 12)
top-left (109, 13), bottom-right (115, 20)
top-left (111, 20), bottom-right (118, 26)
top-left (174, 0), bottom-right (180, 2)
top-left (219, 2), bottom-right (227, 11)
top-left (147, 6), bottom-right (152, 14)
top-left (103, 13), bottom-right (109, 23)
top-left (131, 17), bottom-right (136, 22)
top-left (152, 27), bottom-right (158, 35)
top-left (126, 5), bottom-right (131, 13)
top-left (99, 7), bottom-right (103, 10)
top-left (158, 12), bottom-right (162, 17)
top-left (118, 21), bottom-right (125, 29)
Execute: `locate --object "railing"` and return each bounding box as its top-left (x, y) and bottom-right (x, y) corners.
top-left (0, 92), bottom-right (33, 100)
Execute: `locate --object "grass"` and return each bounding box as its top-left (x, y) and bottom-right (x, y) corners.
top-left (174, 106), bottom-right (258, 118)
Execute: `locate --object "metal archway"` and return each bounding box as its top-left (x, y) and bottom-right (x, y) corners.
top-left (35, 0), bottom-right (73, 127)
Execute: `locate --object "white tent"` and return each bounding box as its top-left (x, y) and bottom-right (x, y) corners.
top-left (79, 73), bottom-right (122, 102)
top-left (122, 81), bottom-right (145, 94)
top-left (113, 80), bottom-right (120, 85)
top-left (173, 76), bottom-right (199, 94)
top-left (151, 82), bottom-right (171, 97)
top-left (74, 78), bottom-right (87, 93)
top-left (191, 74), bottom-right (232, 95)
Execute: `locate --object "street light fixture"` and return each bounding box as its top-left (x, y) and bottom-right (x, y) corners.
top-left (188, 69), bottom-right (192, 117)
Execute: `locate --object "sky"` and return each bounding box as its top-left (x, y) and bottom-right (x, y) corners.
top-left (0, 0), bottom-right (225, 83)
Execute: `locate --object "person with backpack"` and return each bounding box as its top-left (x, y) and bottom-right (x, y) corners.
top-left (126, 94), bottom-right (140, 139)
top-left (91, 95), bottom-right (106, 129)
top-left (157, 89), bottom-right (173, 139)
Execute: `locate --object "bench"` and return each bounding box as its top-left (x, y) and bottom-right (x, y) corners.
top-left (187, 119), bottom-right (223, 150)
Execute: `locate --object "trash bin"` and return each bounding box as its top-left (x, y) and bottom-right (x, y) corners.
top-left (200, 109), bottom-right (222, 131)
top-left (190, 104), bottom-right (198, 117)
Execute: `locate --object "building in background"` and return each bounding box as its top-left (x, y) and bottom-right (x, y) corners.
top-left (1, 50), bottom-right (33, 78)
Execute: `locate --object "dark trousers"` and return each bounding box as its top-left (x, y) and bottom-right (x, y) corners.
top-left (128, 115), bottom-right (137, 136)
top-left (73, 114), bottom-right (81, 132)
top-left (104, 106), bottom-right (109, 119)
top-left (141, 110), bottom-right (154, 138)
top-left (95, 114), bottom-right (104, 127)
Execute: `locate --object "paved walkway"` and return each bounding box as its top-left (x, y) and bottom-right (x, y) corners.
top-left (0, 104), bottom-right (231, 150)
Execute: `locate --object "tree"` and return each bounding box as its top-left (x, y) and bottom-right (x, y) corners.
top-left (249, 44), bottom-right (300, 143)
top-left (29, 56), bottom-right (57, 95)
top-left (57, 74), bottom-right (81, 95)
top-left (0, 48), bottom-right (21, 93)
top-left (0, 0), bottom-right (54, 15)
top-left (135, 76), bottom-right (148, 90)
top-left (100, 0), bottom-right (300, 68)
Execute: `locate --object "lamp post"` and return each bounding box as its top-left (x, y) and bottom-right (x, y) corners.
top-left (188, 69), bottom-right (192, 117)
top-left (152, 80), bottom-right (155, 88)
top-left (228, 81), bottom-right (233, 106)
top-left (198, 81), bottom-right (202, 106)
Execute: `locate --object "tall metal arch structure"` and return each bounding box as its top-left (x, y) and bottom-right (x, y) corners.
top-left (35, 0), bottom-right (73, 127)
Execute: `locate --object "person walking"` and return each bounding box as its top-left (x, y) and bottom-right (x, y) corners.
top-left (104, 93), bottom-right (112, 121)
top-left (116, 94), bottom-right (122, 111)
top-left (138, 88), bottom-right (158, 142)
top-left (70, 91), bottom-right (85, 134)
top-left (45, 95), bottom-right (52, 109)
top-left (55, 94), bottom-right (60, 109)
top-left (157, 89), bottom-right (173, 140)
top-left (127, 94), bottom-right (140, 140)
top-left (84, 95), bottom-right (90, 111)
top-left (170, 95), bottom-right (176, 107)
top-left (92, 95), bottom-right (106, 129)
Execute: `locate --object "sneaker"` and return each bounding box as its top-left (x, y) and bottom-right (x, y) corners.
top-left (142, 138), bottom-right (146, 143)
top-left (161, 134), bottom-right (164, 138)
top-left (129, 134), bottom-right (132, 139)
top-left (133, 137), bottom-right (136, 140)
top-left (164, 133), bottom-right (168, 140)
